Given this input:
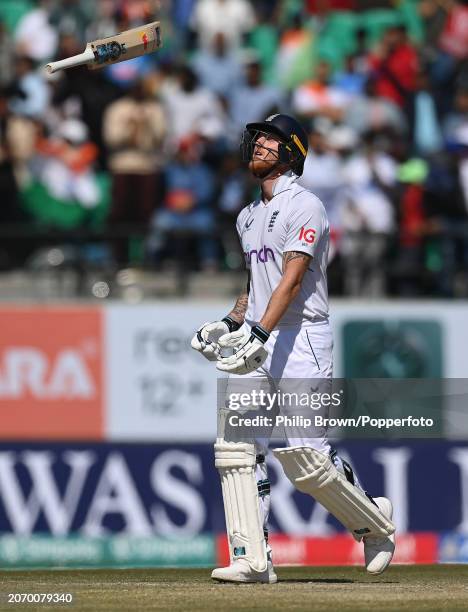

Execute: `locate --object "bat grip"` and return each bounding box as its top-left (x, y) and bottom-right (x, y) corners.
top-left (45, 48), bottom-right (95, 74)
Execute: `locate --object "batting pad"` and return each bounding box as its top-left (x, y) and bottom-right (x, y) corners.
top-left (215, 441), bottom-right (268, 572)
top-left (273, 446), bottom-right (395, 540)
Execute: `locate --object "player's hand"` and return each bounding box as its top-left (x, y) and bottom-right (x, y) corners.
top-left (191, 320), bottom-right (230, 361)
top-left (216, 325), bottom-right (270, 374)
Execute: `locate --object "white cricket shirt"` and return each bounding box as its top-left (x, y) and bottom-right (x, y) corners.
top-left (237, 171), bottom-right (330, 328)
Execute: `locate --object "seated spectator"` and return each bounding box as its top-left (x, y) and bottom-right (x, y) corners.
top-left (230, 56), bottom-right (285, 136)
top-left (292, 59), bottom-right (350, 122)
top-left (424, 127), bottom-right (468, 296)
top-left (36, 118), bottom-right (99, 208)
top-left (0, 88), bottom-right (30, 267)
top-left (298, 123), bottom-right (346, 246)
top-left (8, 55), bottom-right (50, 120)
top-left (103, 78), bottom-right (166, 263)
top-left (14, 0), bottom-right (58, 62)
top-left (148, 136), bottom-right (218, 270)
top-left (0, 20), bottom-right (14, 86)
top-left (344, 78), bottom-right (406, 136)
top-left (191, 32), bottom-right (244, 97)
top-left (162, 65), bottom-right (226, 142)
top-left (443, 86), bottom-right (468, 144)
top-left (49, 0), bottom-right (90, 44)
top-left (191, 0), bottom-right (256, 50)
top-left (274, 12), bottom-right (315, 91)
top-left (411, 69), bottom-right (443, 156)
top-left (367, 25), bottom-right (419, 110)
top-left (333, 55), bottom-right (367, 98)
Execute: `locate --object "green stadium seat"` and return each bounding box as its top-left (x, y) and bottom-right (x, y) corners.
top-left (360, 9), bottom-right (403, 46)
top-left (0, 0), bottom-right (34, 33)
top-left (322, 11), bottom-right (359, 56)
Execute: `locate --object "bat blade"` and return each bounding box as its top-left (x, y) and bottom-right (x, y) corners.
top-left (45, 21), bottom-right (162, 74)
top-left (87, 21), bottom-right (162, 70)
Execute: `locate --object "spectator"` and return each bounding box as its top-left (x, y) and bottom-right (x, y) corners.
top-left (51, 34), bottom-right (121, 165)
top-left (443, 86), bottom-right (468, 143)
top-left (148, 136), bottom-right (218, 270)
top-left (36, 118), bottom-right (100, 207)
top-left (162, 65), bottom-right (226, 142)
top-left (14, 0), bottom-right (58, 62)
top-left (368, 25), bottom-right (419, 110)
top-left (230, 57), bottom-right (284, 136)
top-left (103, 78), bottom-right (166, 263)
top-left (274, 11), bottom-right (315, 91)
top-left (339, 132), bottom-right (397, 296)
top-left (8, 55), bottom-right (50, 120)
top-left (333, 55), bottom-right (367, 98)
top-left (49, 0), bottom-right (91, 44)
top-left (344, 77), bottom-right (406, 136)
top-left (428, 0), bottom-right (468, 116)
top-left (0, 88), bottom-right (31, 266)
top-left (85, 0), bottom-right (119, 43)
top-left (0, 21), bottom-right (14, 86)
top-left (0, 89), bottom-right (21, 221)
top-left (191, 32), bottom-right (244, 97)
top-left (411, 69), bottom-right (443, 156)
top-left (298, 123), bottom-right (346, 242)
top-left (292, 59), bottom-right (350, 122)
top-left (424, 127), bottom-right (468, 296)
top-left (191, 0), bottom-right (256, 50)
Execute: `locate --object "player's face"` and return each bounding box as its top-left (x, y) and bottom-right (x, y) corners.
top-left (249, 133), bottom-right (282, 178)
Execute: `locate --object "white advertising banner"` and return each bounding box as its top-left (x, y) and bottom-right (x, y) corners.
top-left (105, 300), bottom-right (468, 441)
top-left (105, 303), bottom-right (230, 441)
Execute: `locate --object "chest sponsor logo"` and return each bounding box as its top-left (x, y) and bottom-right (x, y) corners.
top-left (299, 227), bottom-right (316, 244)
top-left (268, 211), bottom-right (280, 232)
top-left (244, 245), bottom-right (275, 264)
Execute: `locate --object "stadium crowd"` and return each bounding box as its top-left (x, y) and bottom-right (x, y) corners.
top-left (0, 0), bottom-right (467, 297)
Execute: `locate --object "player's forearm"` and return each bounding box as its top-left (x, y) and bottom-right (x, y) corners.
top-left (260, 279), bottom-right (301, 332)
top-left (227, 291), bottom-right (249, 325)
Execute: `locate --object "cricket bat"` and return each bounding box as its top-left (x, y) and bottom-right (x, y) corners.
top-left (46, 21), bottom-right (162, 74)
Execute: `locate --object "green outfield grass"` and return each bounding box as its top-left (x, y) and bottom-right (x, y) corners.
top-left (1, 565), bottom-right (467, 611)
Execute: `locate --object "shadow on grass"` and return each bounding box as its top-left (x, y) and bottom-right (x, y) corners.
top-left (279, 578), bottom-right (399, 584)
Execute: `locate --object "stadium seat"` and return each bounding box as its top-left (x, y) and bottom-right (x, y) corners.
top-left (0, 0), bottom-right (34, 33)
top-left (321, 11), bottom-right (359, 56)
top-left (360, 9), bottom-right (403, 45)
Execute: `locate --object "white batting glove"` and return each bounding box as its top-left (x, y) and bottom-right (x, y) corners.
top-left (190, 317), bottom-right (240, 361)
top-left (216, 325), bottom-right (270, 374)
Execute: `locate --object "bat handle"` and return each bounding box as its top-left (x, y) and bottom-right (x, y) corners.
top-left (45, 48), bottom-right (95, 74)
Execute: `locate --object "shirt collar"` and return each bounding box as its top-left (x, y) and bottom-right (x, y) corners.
top-left (272, 171), bottom-right (298, 197)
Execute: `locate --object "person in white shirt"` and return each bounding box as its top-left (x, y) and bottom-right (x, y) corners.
top-left (192, 114), bottom-right (395, 584)
top-left (190, 0), bottom-right (256, 51)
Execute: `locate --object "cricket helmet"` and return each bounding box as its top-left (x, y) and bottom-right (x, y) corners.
top-left (240, 113), bottom-right (309, 176)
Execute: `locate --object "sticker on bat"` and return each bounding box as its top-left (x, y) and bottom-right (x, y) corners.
top-left (93, 41), bottom-right (127, 64)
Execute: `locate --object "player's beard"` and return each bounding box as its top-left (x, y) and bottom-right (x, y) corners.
top-left (248, 157), bottom-right (280, 179)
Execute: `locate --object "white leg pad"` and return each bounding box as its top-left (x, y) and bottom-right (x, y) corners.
top-left (273, 446), bottom-right (395, 540)
top-left (215, 441), bottom-right (267, 573)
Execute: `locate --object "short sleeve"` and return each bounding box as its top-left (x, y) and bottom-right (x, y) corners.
top-left (283, 191), bottom-right (325, 257)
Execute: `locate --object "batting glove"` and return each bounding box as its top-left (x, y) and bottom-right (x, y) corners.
top-left (191, 316), bottom-right (241, 361)
top-left (216, 325), bottom-right (270, 374)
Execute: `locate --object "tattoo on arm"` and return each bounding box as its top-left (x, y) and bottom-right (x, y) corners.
top-left (228, 292), bottom-right (248, 325)
top-left (282, 251), bottom-right (311, 273)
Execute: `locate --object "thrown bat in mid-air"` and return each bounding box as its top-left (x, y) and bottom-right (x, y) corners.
top-left (46, 21), bottom-right (162, 74)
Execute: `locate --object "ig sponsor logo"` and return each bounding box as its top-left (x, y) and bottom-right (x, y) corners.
top-left (298, 227), bottom-right (316, 244)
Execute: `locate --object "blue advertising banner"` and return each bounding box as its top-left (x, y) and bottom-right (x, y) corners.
top-left (0, 441), bottom-right (466, 537)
